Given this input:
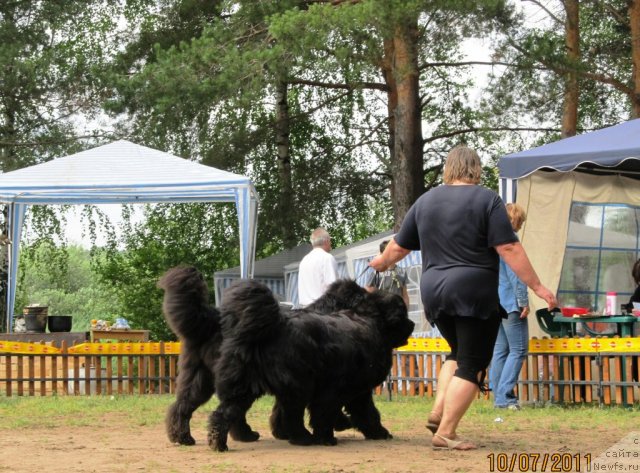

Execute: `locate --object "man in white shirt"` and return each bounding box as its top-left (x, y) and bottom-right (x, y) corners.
top-left (298, 227), bottom-right (339, 307)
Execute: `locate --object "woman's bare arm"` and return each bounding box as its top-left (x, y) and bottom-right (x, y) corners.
top-left (495, 241), bottom-right (558, 309)
top-left (369, 238), bottom-right (411, 271)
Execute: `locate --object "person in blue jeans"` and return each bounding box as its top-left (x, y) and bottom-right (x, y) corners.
top-left (491, 203), bottom-right (529, 410)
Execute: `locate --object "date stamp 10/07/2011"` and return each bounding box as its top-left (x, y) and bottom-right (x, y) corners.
top-left (486, 453), bottom-right (591, 472)
top-left (486, 433), bottom-right (640, 472)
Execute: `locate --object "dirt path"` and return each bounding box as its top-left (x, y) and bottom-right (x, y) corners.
top-left (0, 410), bottom-right (629, 473)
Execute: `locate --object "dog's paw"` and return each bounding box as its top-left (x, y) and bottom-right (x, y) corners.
top-left (167, 429), bottom-right (196, 446)
top-left (176, 434), bottom-right (196, 446)
top-left (316, 436), bottom-right (338, 446)
top-left (208, 437), bottom-right (229, 452)
top-left (271, 427), bottom-right (289, 440)
top-left (231, 429), bottom-right (260, 442)
top-left (333, 412), bottom-right (352, 432)
top-left (363, 427), bottom-right (393, 440)
top-left (208, 431), bottom-right (229, 452)
top-left (310, 432), bottom-right (338, 446)
top-left (288, 433), bottom-right (314, 446)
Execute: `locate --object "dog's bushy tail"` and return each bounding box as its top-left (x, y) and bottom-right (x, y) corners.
top-left (157, 265), bottom-right (220, 342)
top-left (219, 280), bottom-right (283, 343)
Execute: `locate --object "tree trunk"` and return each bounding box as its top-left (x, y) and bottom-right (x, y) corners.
top-left (630, 0), bottom-right (640, 118)
top-left (389, 19), bottom-right (424, 230)
top-left (274, 80), bottom-right (296, 248)
top-left (381, 38), bottom-right (398, 221)
top-left (562, 0), bottom-right (580, 137)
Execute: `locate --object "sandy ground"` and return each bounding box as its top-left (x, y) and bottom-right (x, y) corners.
top-left (0, 409), bottom-right (629, 473)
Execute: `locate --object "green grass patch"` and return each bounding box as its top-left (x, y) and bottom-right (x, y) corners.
top-left (0, 394), bottom-right (638, 432)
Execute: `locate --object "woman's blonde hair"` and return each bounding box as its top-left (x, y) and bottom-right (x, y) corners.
top-left (443, 146), bottom-right (482, 185)
top-left (506, 203), bottom-right (526, 231)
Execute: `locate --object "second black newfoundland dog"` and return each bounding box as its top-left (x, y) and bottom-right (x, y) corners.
top-left (160, 265), bottom-right (414, 451)
top-left (211, 276), bottom-right (414, 451)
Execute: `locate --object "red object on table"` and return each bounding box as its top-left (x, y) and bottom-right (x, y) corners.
top-left (560, 306), bottom-right (589, 317)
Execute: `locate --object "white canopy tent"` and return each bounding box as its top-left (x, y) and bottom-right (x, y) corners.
top-left (0, 140), bottom-right (259, 331)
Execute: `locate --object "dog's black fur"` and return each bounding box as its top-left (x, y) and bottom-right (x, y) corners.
top-left (159, 266), bottom-right (355, 445)
top-left (211, 278), bottom-right (414, 451)
top-left (158, 266), bottom-right (260, 446)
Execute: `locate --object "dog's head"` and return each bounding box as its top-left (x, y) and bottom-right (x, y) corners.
top-left (306, 279), bottom-right (368, 314)
top-left (220, 279), bottom-right (283, 339)
top-left (365, 291), bottom-right (415, 348)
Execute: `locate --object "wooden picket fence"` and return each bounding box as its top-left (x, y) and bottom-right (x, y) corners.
top-left (0, 340), bottom-right (180, 396)
top-left (378, 337), bottom-right (640, 406)
top-left (1, 337), bottom-right (639, 405)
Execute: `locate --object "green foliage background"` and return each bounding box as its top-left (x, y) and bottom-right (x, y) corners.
top-left (16, 243), bottom-right (120, 332)
top-left (3, 1), bottom-right (639, 338)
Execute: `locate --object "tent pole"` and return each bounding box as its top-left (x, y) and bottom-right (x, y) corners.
top-left (5, 203), bottom-right (25, 333)
top-left (500, 178), bottom-right (517, 203)
top-left (0, 205), bottom-right (8, 332)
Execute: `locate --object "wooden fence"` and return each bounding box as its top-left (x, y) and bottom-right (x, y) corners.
top-left (378, 337), bottom-right (640, 406)
top-left (0, 340), bottom-right (180, 396)
top-left (1, 337), bottom-right (639, 405)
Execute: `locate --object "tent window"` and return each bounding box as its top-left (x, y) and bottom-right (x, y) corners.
top-left (558, 202), bottom-right (640, 311)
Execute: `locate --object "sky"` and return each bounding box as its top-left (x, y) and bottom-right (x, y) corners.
top-left (64, 205), bottom-right (136, 246)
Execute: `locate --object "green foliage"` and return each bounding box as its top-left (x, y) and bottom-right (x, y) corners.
top-left (484, 0), bottom-right (634, 142)
top-left (0, 1), bottom-right (121, 171)
top-left (16, 243), bottom-right (121, 331)
top-left (11, 0), bottom-right (638, 333)
top-left (104, 0), bottom-right (399, 254)
top-left (0, 1), bottom-right (125, 328)
top-left (93, 203), bottom-right (240, 341)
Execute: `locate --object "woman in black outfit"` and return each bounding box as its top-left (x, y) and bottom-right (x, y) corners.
top-left (370, 146), bottom-right (557, 450)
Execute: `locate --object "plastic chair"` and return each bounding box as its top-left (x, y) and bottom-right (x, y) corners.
top-left (535, 308), bottom-right (565, 337)
top-left (581, 321), bottom-right (616, 337)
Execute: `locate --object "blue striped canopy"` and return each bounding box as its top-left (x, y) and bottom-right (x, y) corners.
top-left (499, 118), bottom-right (640, 179)
top-left (0, 140), bottom-right (259, 331)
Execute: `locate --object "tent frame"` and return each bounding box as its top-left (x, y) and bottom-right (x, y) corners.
top-left (0, 141), bottom-right (258, 332)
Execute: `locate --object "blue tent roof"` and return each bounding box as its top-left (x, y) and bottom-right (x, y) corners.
top-left (499, 118), bottom-right (640, 179)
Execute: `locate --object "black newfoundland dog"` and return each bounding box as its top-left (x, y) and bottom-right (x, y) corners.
top-left (158, 266), bottom-right (260, 446)
top-left (212, 276), bottom-right (414, 451)
top-left (159, 266), bottom-right (414, 451)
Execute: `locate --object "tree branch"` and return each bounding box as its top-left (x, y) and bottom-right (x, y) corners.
top-left (0, 134), bottom-right (115, 148)
top-left (287, 90), bottom-right (352, 121)
top-left (522, 0), bottom-right (563, 24)
top-left (289, 78), bottom-right (389, 92)
top-left (420, 60), bottom-right (530, 70)
top-left (422, 126), bottom-right (560, 144)
top-left (302, 0), bottom-right (362, 4)
top-left (507, 39), bottom-right (634, 96)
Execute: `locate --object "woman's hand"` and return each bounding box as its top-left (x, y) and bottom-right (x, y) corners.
top-left (520, 306), bottom-right (530, 319)
top-left (369, 238), bottom-right (410, 272)
top-left (369, 254), bottom-right (389, 272)
top-left (532, 284), bottom-right (558, 310)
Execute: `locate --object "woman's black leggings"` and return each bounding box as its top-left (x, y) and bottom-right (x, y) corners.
top-left (434, 313), bottom-right (502, 390)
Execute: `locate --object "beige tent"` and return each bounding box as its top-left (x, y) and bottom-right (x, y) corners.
top-left (499, 119), bottom-right (640, 337)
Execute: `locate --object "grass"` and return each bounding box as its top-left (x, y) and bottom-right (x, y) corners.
top-left (0, 393), bottom-right (638, 432)
top-left (0, 394), bottom-right (172, 429)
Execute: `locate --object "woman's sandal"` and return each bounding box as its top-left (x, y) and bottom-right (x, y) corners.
top-left (432, 433), bottom-right (477, 451)
top-left (426, 412), bottom-right (441, 434)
